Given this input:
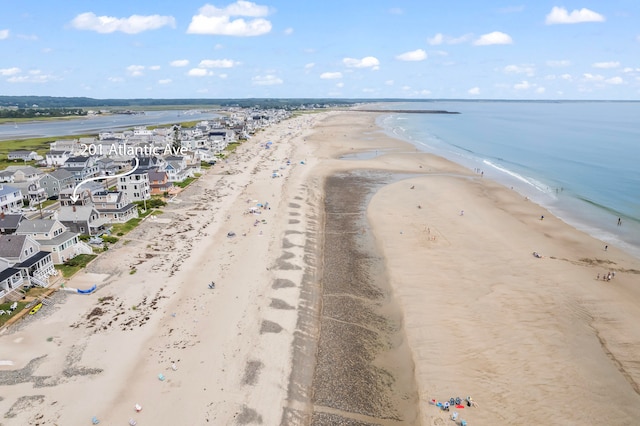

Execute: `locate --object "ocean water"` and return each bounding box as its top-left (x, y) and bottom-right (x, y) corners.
top-left (378, 101), bottom-right (640, 259)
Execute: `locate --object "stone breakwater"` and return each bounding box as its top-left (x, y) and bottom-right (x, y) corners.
top-left (309, 171), bottom-right (420, 425)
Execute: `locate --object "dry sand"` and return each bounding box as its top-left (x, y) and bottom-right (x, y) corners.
top-left (0, 110), bottom-right (639, 426)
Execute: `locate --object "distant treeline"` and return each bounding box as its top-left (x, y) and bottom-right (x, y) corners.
top-left (0, 107), bottom-right (87, 119)
top-left (0, 96), bottom-right (365, 110)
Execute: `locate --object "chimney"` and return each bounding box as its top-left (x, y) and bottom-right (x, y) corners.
top-left (73, 205), bottom-right (76, 212)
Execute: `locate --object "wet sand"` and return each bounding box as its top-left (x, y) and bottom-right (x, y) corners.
top-left (310, 171), bottom-right (420, 425)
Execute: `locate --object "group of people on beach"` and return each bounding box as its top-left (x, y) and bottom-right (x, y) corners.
top-left (597, 271), bottom-right (615, 282)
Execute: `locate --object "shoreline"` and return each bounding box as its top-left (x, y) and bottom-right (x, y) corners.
top-left (375, 111), bottom-right (640, 262)
top-left (0, 110), bottom-right (638, 425)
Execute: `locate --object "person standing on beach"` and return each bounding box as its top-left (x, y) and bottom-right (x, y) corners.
top-left (618, 217), bottom-right (622, 226)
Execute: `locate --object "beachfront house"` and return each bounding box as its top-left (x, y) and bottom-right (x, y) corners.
top-left (117, 169), bottom-right (150, 202)
top-left (148, 170), bottom-right (176, 196)
top-left (39, 169), bottom-right (75, 199)
top-left (15, 219), bottom-right (91, 264)
top-left (0, 185), bottom-right (24, 213)
top-left (162, 156), bottom-right (190, 183)
top-left (91, 190), bottom-right (138, 223)
top-left (0, 234), bottom-right (56, 288)
top-left (0, 260), bottom-right (24, 301)
top-left (0, 213), bottom-right (24, 235)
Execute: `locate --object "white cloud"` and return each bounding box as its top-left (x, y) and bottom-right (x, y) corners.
top-left (304, 63), bottom-right (315, 71)
top-left (536, 87), bottom-right (546, 94)
top-left (605, 76), bottom-right (624, 85)
top-left (283, 27), bottom-right (293, 35)
top-left (427, 32), bottom-right (471, 45)
top-left (170, 59), bottom-right (189, 67)
top-left (158, 79), bottom-right (172, 84)
top-left (0, 29), bottom-right (10, 39)
top-left (385, 80), bottom-right (394, 86)
top-left (503, 64), bottom-right (535, 76)
top-left (560, 73), bottom-right (573, 81)
top-left (342, 56), bottom-right (380, 70)
top-left (428, 33), bottom-right (443, 45)
top-left (320, 72), bottom-right (342, 79)
top-left (71, 12), bottom-right (176, 34)
top-left (187, 1), bottom-right (272, 36)
top-left (336, 82), bottom-right (344, 88)
top-left (582, 73), bottom-right (604, 82)
top-left (545, 7), bottom-right (605, 25)
top-left (149, 65), bottom-right (161, 71)
top-left (468, 87), bottom-right (481, 95)
top-left (7, 70), bottom-right (55, 84)
top-left (199, 59), bottom-right (238, 68)
top-left (592, 61), bottom-right (620, 69)
top-left (514, 80), bottom-right (531, 90)
top-left (108, 76), bottom-right (124, 83)
top-left (473, 31), bottom-right (513, 46)
top-left (0, 67), bottom-right (21, 76)
top-left (187, 68), bottom-right (211, 77)
top-left (252, 75), bottom-right (282, 86)
top-left (127, 65), bottom-right (145, 77)
top-left (396, 49), bottom-right (427, 61)
top-left (547, 60), bottom-right (571, 67)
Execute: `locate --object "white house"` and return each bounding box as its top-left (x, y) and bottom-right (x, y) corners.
top-left (45, 150), bottom-right (71, 167)
top-left (0, 234), bottom-right (56, 288)
top-left (117, 169), bottom-right (150, 202)
top-left (15, 219), bottom-right (92, 264)
top-left (0, 185), bottom-right (24, 213)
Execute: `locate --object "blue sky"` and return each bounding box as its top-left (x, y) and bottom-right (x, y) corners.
top-left (1, 1), bottom-right (639, 100)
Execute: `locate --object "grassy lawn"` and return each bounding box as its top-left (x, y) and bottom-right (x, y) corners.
top-left (0, 301), bottom-right (28, 327)
top-left (54, 254), bottom-right (98, 278)
top-left (40, 199), bottom-right (57, 208)
top-left (224, 142), bottom-right (241, 153)
top-left (111, 209), bottom-right (161, 236)
top-left (175, 177), bottom-right (196, 188)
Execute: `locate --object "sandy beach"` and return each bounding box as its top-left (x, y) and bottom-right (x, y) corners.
top-left (1, 110), bottom-right (639, 426)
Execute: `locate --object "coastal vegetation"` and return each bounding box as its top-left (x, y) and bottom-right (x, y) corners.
top-left (0, 108), bottom-right (87, 121)
top-left (54, 254), bottom-right (98, 278)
